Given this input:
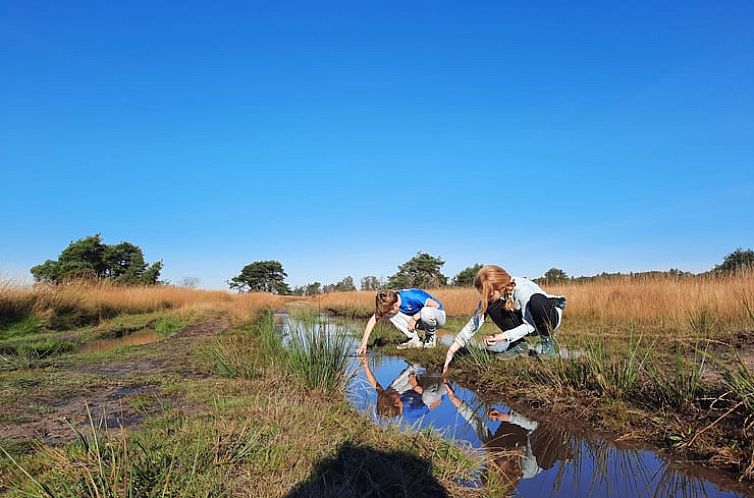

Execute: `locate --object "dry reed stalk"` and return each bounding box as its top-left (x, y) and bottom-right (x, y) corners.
top-left (308, 270), bottom-right (754, 330)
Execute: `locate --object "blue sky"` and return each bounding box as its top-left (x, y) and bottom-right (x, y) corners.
top-left (2, 1), bottom-right (753, 289)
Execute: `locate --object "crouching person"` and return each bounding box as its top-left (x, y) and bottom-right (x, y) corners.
top-left (357, 289), bottom-right (446, 355)
top-left (443, 265), bottom-right (565, 375)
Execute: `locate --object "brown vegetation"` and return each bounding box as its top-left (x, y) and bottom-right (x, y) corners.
top-left (0, 281), bottom-right (287, 327)
top-left (311, 270), bottom-right (754, 332)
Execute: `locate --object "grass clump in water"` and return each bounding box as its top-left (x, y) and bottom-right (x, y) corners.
top-left (285, 318), bottom-right (352, 393)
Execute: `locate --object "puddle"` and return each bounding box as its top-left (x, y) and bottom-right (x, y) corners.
top-left (279, 314), bottom-right (753, 498)
top-left (79, 328), bottom-right (160, 353)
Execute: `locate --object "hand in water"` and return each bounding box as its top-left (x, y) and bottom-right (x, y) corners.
top-left (356, 343), bottom-right (367, 356)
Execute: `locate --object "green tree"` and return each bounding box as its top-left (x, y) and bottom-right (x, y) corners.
top-left (542, 268), bottom-right (569, 283)
top-left (360, 275), bottom-right (382, 291)
top-left (713, 248), bottom-right (754, 274)
top-left (388, 252), bottom-right (447, 289)
top-left (30, 234), bottom-right (162, 284)
top-left (452, 264), bottom-right (483, 287)
top-left (334, 276), bottom-right (356, 292)
top-left (229, 260), bottom-right (290, 294)
top-left (304, 282), bottom-right (322, 296)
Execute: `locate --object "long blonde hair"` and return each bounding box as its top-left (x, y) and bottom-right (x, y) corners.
top-left (475, 265), bottom-right (516, 315)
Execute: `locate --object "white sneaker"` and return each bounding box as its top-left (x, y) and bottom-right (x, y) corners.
top-left (423, 334), bottom-right (436, 348)
top-left (397, 337), bottom-right (424, 350)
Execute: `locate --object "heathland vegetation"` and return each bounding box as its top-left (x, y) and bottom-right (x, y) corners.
top-left (2, 245), bottom-right (754, 494)
top-left (0, 282), bottom-right (489, 496)
top-left (316, 269), bottom-right (754, 482)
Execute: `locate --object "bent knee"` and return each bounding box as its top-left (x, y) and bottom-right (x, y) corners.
top-left (419, 307), bottom-right (436, 323)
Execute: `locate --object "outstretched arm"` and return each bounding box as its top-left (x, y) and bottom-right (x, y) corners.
top-left (443, 303), bottom-right (484, 376)
top-left (356, 314), bottom-right (378, 356)
top-left (443, 342), bottom-right (462, 377)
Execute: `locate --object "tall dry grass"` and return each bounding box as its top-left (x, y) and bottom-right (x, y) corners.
top-left (0, 280), bottom-right (286, 328)
top-left (308, 270), bottom-right (754, 332)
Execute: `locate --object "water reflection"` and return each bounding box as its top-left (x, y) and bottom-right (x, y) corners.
top-left (358, 355), bottom-right (445, 420)
top-left (444, 380), bottom-right (572, 491)
top-left (279, 315), bottom-right (751, 498)
top-left (348, 356), bottom-right (751, 498)
top-left (79, 328), bottom-right (160, 353)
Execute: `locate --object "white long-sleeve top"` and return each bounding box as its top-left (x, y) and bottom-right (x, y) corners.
top-left (452, 276), bottom-right (565, 349)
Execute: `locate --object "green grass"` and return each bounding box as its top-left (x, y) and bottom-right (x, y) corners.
top-left (582, 333), bottom-right (650, 398)
top-left (284, 318), bottom-right (353, 393)
top-left (1, 313), bottom-right (487, 497)
top-left (645, 341), bottom-right (708, 411)
top-left (202, 333), bottom-right (261, 380)
top-left (154, 316), bottom-right (186, 337)
top-left (0, 317), bottom-right (44, 340)
top-left (463, 338), bottom-right (493, 374)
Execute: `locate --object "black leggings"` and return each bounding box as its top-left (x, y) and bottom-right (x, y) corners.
top-left (486, 294), bottom-right (561, 337)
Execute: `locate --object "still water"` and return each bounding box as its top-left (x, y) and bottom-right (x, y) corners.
top-left (279, 315), bottom-right (753, 498)
top-left (79, 328), bottom-right (160, 353)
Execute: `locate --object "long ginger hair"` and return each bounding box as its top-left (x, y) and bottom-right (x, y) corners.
top-left (475, 265), bottom-right (516, 315)
top-left (375, 290), bottom-right (399, 318)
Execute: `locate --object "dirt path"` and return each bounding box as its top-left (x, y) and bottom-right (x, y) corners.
top-left (0, 314), bottom-right (230, 444)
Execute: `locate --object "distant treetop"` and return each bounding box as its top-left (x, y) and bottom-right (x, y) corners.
top-left (388, 252), bottom-right (447, 289)
top-left (30, 234), bottom-right (162, 285)
top-left (713, 248), bottom-right (754, 274)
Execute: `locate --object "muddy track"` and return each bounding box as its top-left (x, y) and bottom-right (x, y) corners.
top-left (0, 314), bottom-right (231, 444)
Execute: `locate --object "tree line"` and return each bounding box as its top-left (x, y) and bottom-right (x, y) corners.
top-left (27, 235), bottom-right (754, 293)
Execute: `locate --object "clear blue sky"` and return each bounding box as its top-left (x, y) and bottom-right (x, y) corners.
top-left (2, 1), bottom-right (753, 289)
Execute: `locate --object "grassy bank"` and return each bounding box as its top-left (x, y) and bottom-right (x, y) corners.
top-left (1, 304), bottom-right (488, 496)
top-left (378, 322), bottom-right (754, 482)
top-left (317, 272), bottom-right (754, 482)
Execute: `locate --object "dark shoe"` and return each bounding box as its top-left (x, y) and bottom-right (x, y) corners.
top-left (530, 335), bottom-right (558, 359)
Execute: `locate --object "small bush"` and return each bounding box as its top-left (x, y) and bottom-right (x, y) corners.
top-left (154, 316), bottom-right (185, 337)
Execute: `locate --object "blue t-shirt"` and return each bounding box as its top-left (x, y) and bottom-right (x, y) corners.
top-left (400, 390), bottom-right (429, 421)
top-left (397, 289), bottom-right (444, 315)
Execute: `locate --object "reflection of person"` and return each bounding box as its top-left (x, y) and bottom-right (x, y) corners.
top-left (444, 381), bottom-right (571, 489)
top-left (360, 356), bottom-right (445, 419)
top-left (443, 265), bottom-right (566, 374)
top-left (357, 289), bottom-right (446, 355)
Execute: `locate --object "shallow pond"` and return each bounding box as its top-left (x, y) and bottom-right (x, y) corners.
top-left (278, 314), bottom-right (753, 498)
top-left (79, 328), bottom-right (160, 353)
